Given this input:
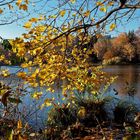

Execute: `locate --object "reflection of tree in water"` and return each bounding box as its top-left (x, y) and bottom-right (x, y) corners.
top-left (106, 65), bottom-right (140, 97)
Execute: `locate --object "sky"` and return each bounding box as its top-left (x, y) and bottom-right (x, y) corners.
top-left (111, 15), bottom-right (140, 37)
top-left (0, 16), bottom-right (139, 39)
top-left (0, 1), bottom-right (140, 39)
top-left (0, 0), bottom-right (56, 39)
top-left (0, 23), bottom-right (26, 39)
top-left (0, 15), bottom-right (139, 39)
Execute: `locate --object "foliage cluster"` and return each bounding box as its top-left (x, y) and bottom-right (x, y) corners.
top-left (94, 30), bottom-right (140, 65)
top-left (0, 0), bottom-right (139, 103)
top-left (4, 28), bottom-right (116, 108)
top-left (0, 39), bottom-right (25, 65)
top-left (0, 0), bottom-right (140, 139)
top-left (0, 81), bottom-right (32, 139)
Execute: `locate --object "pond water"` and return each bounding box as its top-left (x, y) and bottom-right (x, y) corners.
top-left (103, 65), bottom-right (140, 98)
top-left (0, 65), bottom-right (140, 129)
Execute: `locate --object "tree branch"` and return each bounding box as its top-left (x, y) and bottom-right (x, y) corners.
top-left (125, 4), bottom-right (140, 9)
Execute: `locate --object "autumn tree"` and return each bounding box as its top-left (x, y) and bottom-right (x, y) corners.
top-left (135, 28), bottom-right (140, 61)
top-left (0, 0), bottom-right (140, 107)
top-left (94, 37), bottom-right (112, 60)
top-left (111, 31), bottom-right (140, 62)
top-left (127, 30), bottom-right (140, 62)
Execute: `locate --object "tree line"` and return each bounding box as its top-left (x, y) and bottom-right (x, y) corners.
top-left (93, 28), bottom-right (140, 65)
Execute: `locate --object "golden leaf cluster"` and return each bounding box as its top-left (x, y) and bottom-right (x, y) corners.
top-left (16, 0), bottom-right (28, 11)
top-left (6, 10), bottom-right (115, 107)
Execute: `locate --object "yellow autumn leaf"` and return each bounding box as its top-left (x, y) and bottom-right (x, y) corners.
top-left (62, 97), bottom-right (65, 100)
top-left (32, 92), bottom-right (43, 99)
top-left (83, 10), bottom-right (90, 17)
top-left (110, 23), bottom-right (116, 31)
top-left (17, 72), bottom-right (26, 78)
top-left (61, 25), bottom-right (67, 32)
top-left (59, 10), bottom-right (66, 17)
top-left (23, 21), bottom-right (32, 28)
top-left (16, 0), bottom-right (22, 6)
top-left (96, 2), bottom-right (103, 6)
top-left (40, 99), bottom-right (52, 109)
top-left (108, 1), bottom-right (114, 6)
top-left (3, 60), bottom-right (11, 65)
top-left (35, 25), bottom-right (46, 32)
top-left (0, 9), bottom-right (3, 14)
top-left (1, 69), bottom-right (10, 77)
top-left (22, 33), bottom-right (30, 39)
top-left (77, 107), bottom-right (86, 118)
top-left (9, 130), bottom-right (14, 140)
top-left (2, 72), bottom-right (9, 77)
top-left (47, 87), bottom-right (55, 93)
top-left (38, 15), bottom-right (45, 20)
top-left (29, 17), bottom-right (38, 23)
top-left (72, 13), bottom-right (76, 16)
top-left (44, 99), bottom-right (52, 107)
top-left (17, 119), bottom-right (22, 129)
top-left (31, 82), bottom-right (38, 88)
top-left (61, 47), bottom-right (65, 52)
top-left (0, 55), bottom-right (5, 61)
top-left (18, 48), bottom-right (26, 56)
top-left (100, 7), bottom-right (107, 12)
top-left (21, 63), bottom-right (29, 68)
top-left (70, 0), bottom-right (76, 4)
top-left (19, 4), bottom-right (28, 11)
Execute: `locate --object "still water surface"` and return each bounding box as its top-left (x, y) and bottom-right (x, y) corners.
top-left (0, 65), bottom-right (140, 129)
top-left (103, 65), bottom-right (140, 98)
top-left (1, 65), bottom-right (140, 96)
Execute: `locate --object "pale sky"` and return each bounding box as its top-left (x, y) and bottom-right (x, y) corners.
top-left (0, 1), bottom-right (140, 39)
top-left (0, 14), bottom-right (139, 39)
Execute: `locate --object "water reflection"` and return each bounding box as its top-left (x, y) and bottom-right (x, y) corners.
top-left (104, 65), bottom-right (140, 98)
top-left (0, 66), bottom-right (64, 129)
top-left (0, 65), bottom-right (140, 129)
top-left (1, 65), bottom-right (140, 98)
